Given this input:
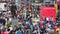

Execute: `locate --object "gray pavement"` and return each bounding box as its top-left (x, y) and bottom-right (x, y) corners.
top-left (11, 18), bottom-right (18, 26)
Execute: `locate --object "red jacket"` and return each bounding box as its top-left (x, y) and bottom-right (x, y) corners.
top-left (40, 23), bottom-right (43, 28)
top-left (2, 31), bottom-right (9, 34)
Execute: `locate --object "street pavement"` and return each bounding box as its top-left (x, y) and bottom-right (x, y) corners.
top-left (11, 18), bottom-right (18, 26)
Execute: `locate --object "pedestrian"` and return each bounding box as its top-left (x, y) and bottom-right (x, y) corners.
top-left (0, 24), bottom-right (2, 34)
top-left (16, 29), bottom-right (22, 34)
top-left (2, 28), bottom-right (9, 34)
top-left (9, 27), bottom-right (16, 34)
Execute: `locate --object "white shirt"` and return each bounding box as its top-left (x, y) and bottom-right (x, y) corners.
top-left (46, 17), bottom-right (49, 21)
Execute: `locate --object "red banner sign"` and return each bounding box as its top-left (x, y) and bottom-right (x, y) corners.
top-left (40, 6), bottom-right (56, 22)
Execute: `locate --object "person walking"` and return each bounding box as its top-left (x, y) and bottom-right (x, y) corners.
top-left (16, 29), bottom-right (22, 34)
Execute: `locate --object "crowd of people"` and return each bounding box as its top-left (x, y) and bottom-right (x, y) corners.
top-left (0, 1), bottom-right (60, 34)
top-left (0, 13), bottom-right (60, 34)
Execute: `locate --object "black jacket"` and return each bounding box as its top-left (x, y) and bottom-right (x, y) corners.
top-left (9, 30), bottom-right (15, 34)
